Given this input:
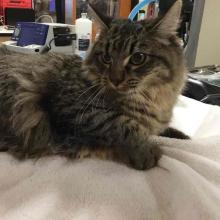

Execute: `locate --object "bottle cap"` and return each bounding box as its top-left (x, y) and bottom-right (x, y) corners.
top-left (81, 13), bottom-right (87, 18)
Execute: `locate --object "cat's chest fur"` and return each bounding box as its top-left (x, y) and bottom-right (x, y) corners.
top-left (120, 95), bottom-right (168, 134)
top-left (50, 78), bottom-right (167, 138)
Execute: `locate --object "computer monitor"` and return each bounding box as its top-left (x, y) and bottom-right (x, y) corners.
top-left (5, 8), bottom-right (35, 26)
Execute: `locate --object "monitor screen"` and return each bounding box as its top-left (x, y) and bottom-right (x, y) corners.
top-left (5, 8), bottom-right (35, 26)
top-left (16, 22), bottom-right (49, 46)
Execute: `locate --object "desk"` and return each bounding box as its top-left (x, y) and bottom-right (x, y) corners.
top-left (0, 26), bottom-right (13, 43)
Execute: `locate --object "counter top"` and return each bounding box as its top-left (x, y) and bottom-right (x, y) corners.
top-left (0, 26), bottom-right (13, 36)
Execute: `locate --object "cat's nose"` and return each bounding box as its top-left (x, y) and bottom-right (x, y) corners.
top-left (109, 72), bottom-right (125, 87)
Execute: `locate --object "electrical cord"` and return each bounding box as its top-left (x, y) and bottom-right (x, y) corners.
top-left (128, 0), bottom-right (156, 20)
top-left (35, 14), bottom-right (54, 23)
top-left (48, 38), bottom-right (56, 50)
top-left (40, 34), bottom-right (76, 54)
top-left (40, 37), bottom-right (56, 54)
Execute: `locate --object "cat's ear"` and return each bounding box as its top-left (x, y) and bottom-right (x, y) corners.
top-left (155, 0), bottom-right (182, 35)
top-left (88, 3), bottom-right (112, 30)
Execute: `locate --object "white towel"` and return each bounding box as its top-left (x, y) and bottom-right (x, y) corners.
top-left (0, 96), bottom-right (220, 220)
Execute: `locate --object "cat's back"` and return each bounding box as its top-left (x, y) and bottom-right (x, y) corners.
top-left (0, 46), bottom-right (83, 93)
top-left (0, 46), bottom-right (83, 139)
top-left (0, 46), bottom-right (82, 77)
top-left (0, 46), bottom-right (83, 111)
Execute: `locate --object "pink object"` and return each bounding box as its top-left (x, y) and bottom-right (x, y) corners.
top-left (0, 0), bottom-right (32, 24)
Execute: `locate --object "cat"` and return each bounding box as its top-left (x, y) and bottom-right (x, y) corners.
top-left (0, 0), bottom-right (187, 170)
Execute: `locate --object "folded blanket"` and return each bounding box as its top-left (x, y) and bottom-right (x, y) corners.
top-left (0, 96), bottom-right (220, 220)
top-left (171, 96), bottom-right (220, 138)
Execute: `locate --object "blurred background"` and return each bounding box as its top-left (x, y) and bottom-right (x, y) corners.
top-left (0, 0), bottom-right (220, 105)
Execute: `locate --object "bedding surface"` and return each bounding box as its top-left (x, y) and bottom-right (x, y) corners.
top-left (0, 96), bottom-right (220, 220)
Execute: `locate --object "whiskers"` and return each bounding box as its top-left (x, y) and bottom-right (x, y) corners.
top-left (78, 87), bottom-right (104, 121)
top-left (75, 81), bottom-right (107, 131)
top-left (75, 80), bottom-right (101, 101)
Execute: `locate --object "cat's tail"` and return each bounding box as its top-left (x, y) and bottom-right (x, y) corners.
top-left (9, 58), bottom-right (54, 158)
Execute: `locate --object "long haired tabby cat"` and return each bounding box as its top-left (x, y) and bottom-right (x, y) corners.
top-left (0, 0), bottom-right (187, 170)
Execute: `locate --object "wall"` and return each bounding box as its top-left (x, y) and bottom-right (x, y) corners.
top-left (195, 0), bottom-right (220, 66)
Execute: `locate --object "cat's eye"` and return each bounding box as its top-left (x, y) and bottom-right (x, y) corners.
top-left (101, 54), bottom-right (113, 65)
top-left (130, 53), bottom-right (147, 65)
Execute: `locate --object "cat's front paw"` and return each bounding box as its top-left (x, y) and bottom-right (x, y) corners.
top-left (129, 145), bottom-right (162, 170)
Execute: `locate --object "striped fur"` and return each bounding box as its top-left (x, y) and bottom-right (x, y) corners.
top-left (0, 0), bottom-right (186, 169)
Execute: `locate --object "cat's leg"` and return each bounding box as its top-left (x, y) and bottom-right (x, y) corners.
top-left (84, 115), bottom-right (162, 170)
top-left (57, 139), bottom-right (160, 170)
top-left (160, 127), bottom-right (190, 139)
top-left (114, 121), bottom-right (162, 170)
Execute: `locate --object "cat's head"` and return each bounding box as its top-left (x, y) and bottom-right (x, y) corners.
top-left (85, 0), bottom-right (185, 95)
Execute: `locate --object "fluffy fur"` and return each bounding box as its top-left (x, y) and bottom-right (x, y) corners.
top-left (0, 0), bottom-right (186, 170)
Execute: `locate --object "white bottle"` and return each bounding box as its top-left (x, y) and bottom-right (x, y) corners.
top-left (75, 13), bottom-right (92, 59)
